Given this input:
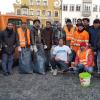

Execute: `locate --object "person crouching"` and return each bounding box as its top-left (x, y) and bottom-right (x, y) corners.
top-left (75, 42), bottom-right (94, 73)
top-left (51, 38), bottom-right (71, 75)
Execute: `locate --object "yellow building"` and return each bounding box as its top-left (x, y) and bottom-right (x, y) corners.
top-left (13, 0), bottom-right (61, 26)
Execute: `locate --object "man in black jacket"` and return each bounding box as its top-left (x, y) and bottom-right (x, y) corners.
top-left (1, 22), bottom-right (18, 76)
top-left (42, 21), bottom-right (53, 70)
top-left (30, 19), bottom-right (44, 52)
top-left (95, 28), bottom-right (100, 74)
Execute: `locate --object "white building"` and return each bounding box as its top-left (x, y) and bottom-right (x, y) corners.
top-left (62, 0), bottom-right (100, 26)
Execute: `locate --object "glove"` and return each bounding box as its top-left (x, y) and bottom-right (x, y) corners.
top-left (33, 45), bottom-right (38, 52)
top-left (18, 46), bottom-right (22, 52)
top-left (4, 45), bottom-right (8, 48)
top-left (30, 45), bottom-right (34, 51)
top-left (44, 45), bottom-right (47, 49)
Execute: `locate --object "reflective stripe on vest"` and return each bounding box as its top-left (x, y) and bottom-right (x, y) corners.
top-left (77, 50), bottom-right (88, 65)
top-left (64, 26), bottom-right (75, 41)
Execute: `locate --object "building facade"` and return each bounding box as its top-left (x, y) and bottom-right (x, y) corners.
top-left (62, 0), bottom-right (100, 26)
top-left (13, 0), bottom-right (61, 25)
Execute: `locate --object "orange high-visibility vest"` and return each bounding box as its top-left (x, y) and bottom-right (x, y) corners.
top-left (17, 28), bottom-right (31, 48)
top-left (77, 49), bottom-right (94, 66)
top-left (71, 30), bottom-right (89, 52)
top-left (64, 26), bottom-right (75, 41)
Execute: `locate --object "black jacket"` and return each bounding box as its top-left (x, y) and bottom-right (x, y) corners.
top-left (42, 27), bottom-right (53, 50)
top-left (94, 29), bottom-right (100, 51)
top-left (30, 26), bottom-right (44, 45)
top-left (1, 29), bottom-right (18, 55)
top-left (89, 26), bottom-right (100, 49)
top-left (52, 28), bottom-right (66, 45)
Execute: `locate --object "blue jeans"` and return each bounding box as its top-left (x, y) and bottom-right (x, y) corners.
top-left (2, 53), bottom-right (13, 73)
top-left (77, 64), bottom-right (93, 73)
top-left (51, 60), bottom-right (68, 71)
top-left (97, 51), bottom-right (100, 72)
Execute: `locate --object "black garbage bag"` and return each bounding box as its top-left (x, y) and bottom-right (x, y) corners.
top-left (33, 44), bottom-right (46, 74)
top-left (19, 48), bottom-right (33, 74)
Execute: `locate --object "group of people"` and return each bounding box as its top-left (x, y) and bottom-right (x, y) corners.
top-left (0, 17), bottom-right (100, 76)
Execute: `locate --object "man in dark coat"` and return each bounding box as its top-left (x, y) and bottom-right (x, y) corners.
top-left (89, 19), bottom-right (100, 70)
top-left (53, 22), bottom-right (66, 45)
top-left (42, 21), bottom-right (53, 70)
top-left (30, 19), bottom-right (44, 52)
top-left (94, 28), bottom-right (100, 74)
top-left (1, 22), bottom-right (18, 76)
top-left (30, 19), bottom-right (46, 74)
top-left (82, 18), bottom-right (90, 33)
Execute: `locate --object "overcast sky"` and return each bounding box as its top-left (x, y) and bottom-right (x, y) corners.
top-left (0, 0), bottom-right (16, 14)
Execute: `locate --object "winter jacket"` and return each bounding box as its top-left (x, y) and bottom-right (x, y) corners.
top-left (1, 28), bottom-right (18, 55)
top-left (53, 28), bottom-right (66, 45)
top-left (71, 30), bottom-right (89, 52)
top-left (75, 48), bottom-right (94, 67)
top-left (42, 27), bottom-right (53, 50)
top-left (94, 30), bottom-right (100, 51)
top-left (30, 26), bottom-right (44, 45)
top-left (89, 26), bottom-right (100, 49)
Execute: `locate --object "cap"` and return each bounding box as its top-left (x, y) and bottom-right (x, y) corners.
top-left (80, 42), bottom-right (87, 47)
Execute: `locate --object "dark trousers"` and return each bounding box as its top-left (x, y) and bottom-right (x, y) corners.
top-left (45, 49), bottom-right (50, 69)
top-left (97, 51), bottom-right (100, 72)
top-left (51, 59), bottom-right (68, 70)
top-left (2, 53), bottom-right (13, 73)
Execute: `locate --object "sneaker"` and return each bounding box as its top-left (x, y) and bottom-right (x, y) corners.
top-left (50, 69), bottom-right (54, 73)
top-left (8, 72), bottom-right (12, 75)
top-left (53, 69), bottom-right (57, 76)
top-left (3, 72), bottom-right (8, 76)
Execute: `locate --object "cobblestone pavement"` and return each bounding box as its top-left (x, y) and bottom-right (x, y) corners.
top-left (0, 67), bottom-right (100, 100)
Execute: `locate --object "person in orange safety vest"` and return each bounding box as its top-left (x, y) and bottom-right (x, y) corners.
top-left (17, 26), bottom-right (31, 48)
top-left (75, 42), bottom-right (94, 73)
top-left (63, 19), bottom-right (76, 46)
top-left (17, 22), bottom-right (33, 74)
top-left (71, 23), bottom-right (89, 53)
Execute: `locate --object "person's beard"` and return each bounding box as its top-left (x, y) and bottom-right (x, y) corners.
top-left (6, 28), bottom-right (13, 37)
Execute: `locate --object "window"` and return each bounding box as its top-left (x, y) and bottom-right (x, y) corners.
top-left (42, 10), bottom-right (46, 16)
top-left (27, 19), bottom-right (33, 28)
top-left (36, 10), bottom-right (40, 16)
top-left (55, 11), bottom-right (59, 17)
top-left (43, 0), bottom-right (47, 6)
top-left (16, 9), bottom-right (21, 15)
top-left (70, 5), bottom-right (74, 11)
top-left (36, 0), bottom-right (41, 6)
top-left (47, 11), bottom-right (51, 17)
top-left (72, 18), bottom-right (77, 25)
top-left (29, 0), bottom-right (34, 5)
top-left (29, 10), bottom-right (34, 16)
top-left (8, 19), bottom-right (22, 28)
top-left (16, 0), bottom-right (21, 4)
top-left (63, 5), bottom-right (68, 11)
top-left (83, 4), bottom-right (91, 11)
top-left (22, 8), bottom-right (28, 15)
top-left (93, 5), bottom-right (98, 12)
top-left (76, 5), bottom-right (81, 11)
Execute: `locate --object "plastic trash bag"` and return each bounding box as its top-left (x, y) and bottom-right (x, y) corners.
top-left (19, 48), bottom-right (33, 74)
top-left (33, 44), bottom-right (46, 74)
top-left (50, 45), bottom-right (57, 58)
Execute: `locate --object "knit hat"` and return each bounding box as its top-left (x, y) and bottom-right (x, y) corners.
top-left (80, 42), bottom-right (87, 47)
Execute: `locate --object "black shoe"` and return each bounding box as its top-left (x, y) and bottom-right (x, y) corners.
top-left (3, 72), bottom-right (8, 76)
top-left (8, 72), bottom-right (12, 75)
